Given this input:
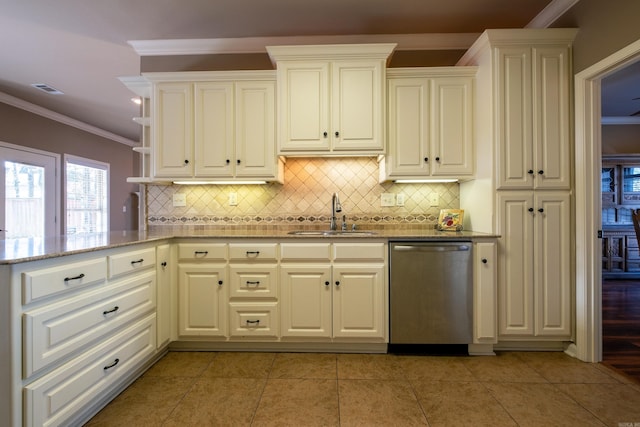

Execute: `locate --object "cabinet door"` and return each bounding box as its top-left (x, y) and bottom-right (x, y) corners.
top-left (156, 244), bottom-right (172, 348)
top-left (386, 78), bottom-right (430, 176)
top-left (534, 192), bottom-right (571, 337)
top-left (277, 61), bottom-right (330, 152)
top-left (332, 264), bottom-right (385, 339)
top-left (431, 76), bottom-right (474, 176)
top-left (331, 60), bottom-right (384, 152)
top-left (177, 264), bottom-right (227, 337)
top-left (532, 46), bottom-right (571, 190)
top-left (474, 241), bottom-right (497, 343)
top-left (280, 265), bottom-right (332, 338)
top-left (495, 47), bottom-right (533, 189)
top-left (496, 192), bottom-right (534, 336)
top-left (153, 82), bottom-right (193, 178)
top-left (194, 82), bottom-right (234, 177)
top-left (235, 81), bottom-right (276, 178)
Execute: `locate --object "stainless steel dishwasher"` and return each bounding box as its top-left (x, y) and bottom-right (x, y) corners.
top-left (389, 241), bottom-right (473, 345)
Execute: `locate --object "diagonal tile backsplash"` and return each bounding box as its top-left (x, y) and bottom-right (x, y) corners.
top-left (146, 157), bottom-right (459, 231)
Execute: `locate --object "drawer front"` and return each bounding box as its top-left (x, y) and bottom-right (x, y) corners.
top-left (108, 247), bottom-right (156, 279)
top-left (229, 303), bottom-right (278, 337)
top-left (229, 265), bottom-right (278, 299)
top-left (24, 314), bottom-right (156, 427)
top-left (333, 243), bottom-right (386, 262)
top-left (23, 271), bottom-right (156, 377)
top-left (228, 243), bottom-right (278, 262)
top-left (177, 243), bottom-right (227, 261)
top-left (280, 243), bottom-right (331, 261)
top-left (23, 257), bottom-right (107, 304)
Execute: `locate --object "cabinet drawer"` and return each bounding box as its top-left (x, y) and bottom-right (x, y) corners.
top-left (22, 257), bottom-right (107, 304)
top-left (229, 265), bottom-right (278, 299)
top-left (178, 243), bottom-right (227, 261)
top-left (229, 303), bottom-right (278, 337)
top-left (333, 243), bottom-right (386, 262)
top-left (280, 243), bottom-right (331, 261)
top-left (24, 314), bottom-right (156, 427)
top-left (229, 243), bottom-right (277, 261)
top-left (23, 271), bottom-right (155, 377)
top-left (108, 247), bottom-right (156, 279)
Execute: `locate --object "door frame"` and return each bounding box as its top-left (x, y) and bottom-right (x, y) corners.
top-left (574, 38), bottom-right (640, 362)
top-left (0, 141), bottom-right (61, 238)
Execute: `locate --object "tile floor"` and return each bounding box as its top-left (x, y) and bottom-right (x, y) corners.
top-left (86, 351), bottom-right (640, 426)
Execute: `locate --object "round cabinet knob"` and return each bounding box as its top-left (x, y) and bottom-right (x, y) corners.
top-left (538, 170), bottom-right (544, 175)
top-left (538, 208), bottom-right (544, 213)
top-left (226, 159), bottom-right (230, 164)
top-left (184, 159), bottom-right (189, 164)
top-left (335, 131), bottom-right (340, 137)
top-left (335, 281), bottom-right (341, 286)
top-left (323, 131), bottom-right (328, 138)
top-left (237, 159), bottom-right (241, 164)
top-left (218, 280), bottom-right (223, 285)
top-left (482, 258), bottom-right (488, 264)
top-left (325, 281), bottom-right (330, 286)
top-left (528, 208), bottom-right (534, 212)
top-left (528, 170), bottom-right (534, 175)
top-left (435, 157), bottom-right (440, 162)
top-left (161, 261), bottom-right (167, 267)
top-left (424, 157), bottom-right (429, 162)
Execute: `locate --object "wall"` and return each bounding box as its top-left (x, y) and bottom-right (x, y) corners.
top-left (146, 157), bottom-right (460, 232)
top-left (0, 102), bottom-right (139, 231)
top-left (602, 125), bottom-right (640, 154)
top-left (553, 0), bottom-right (640, 73)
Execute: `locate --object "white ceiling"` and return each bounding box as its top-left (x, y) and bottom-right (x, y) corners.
top-left (3, 0), bottom-right (614, 147)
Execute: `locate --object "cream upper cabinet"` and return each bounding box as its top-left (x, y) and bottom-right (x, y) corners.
top-left (148, 72), bottom-right (281, 182)
top-left (381, 68), bottom-right (475, 181)
top-left (495, 44), bottom-right (571, 190)
top-left (496, 191), bottom-right (571, 339)
top-left (267, 44), bottom-right (395, 156)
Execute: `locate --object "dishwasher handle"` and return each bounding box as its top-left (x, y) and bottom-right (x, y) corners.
top-left (392, 244), bottom-right (471, 252)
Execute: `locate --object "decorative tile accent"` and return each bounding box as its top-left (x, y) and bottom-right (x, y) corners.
top-left (146, 157), bottom-right (460, 230)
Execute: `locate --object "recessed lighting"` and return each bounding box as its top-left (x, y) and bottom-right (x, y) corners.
top-left (131, 97), bottom-right (142, 105)
top-left (31, 83), bottom-right (63, 95)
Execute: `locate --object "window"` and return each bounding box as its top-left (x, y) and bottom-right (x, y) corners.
top-left (65, 155), bottom-right (109, 234)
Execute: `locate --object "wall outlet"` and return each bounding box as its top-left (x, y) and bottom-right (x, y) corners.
top-left (172, 193), bottom-right (186, 207)
top-left (428, 193), bottom-right (439, 207)
top-left (396, 193), bottom-right (405, 206)
top-left (228, 192), bottom-right (238, 206)
top-left (381, 193), bottom-right (395, 207)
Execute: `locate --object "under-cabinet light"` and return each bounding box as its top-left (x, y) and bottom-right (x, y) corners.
top-left (172, 180), bottom-right (268, 185)
top-left (393, 179), bottom-right (459, 184)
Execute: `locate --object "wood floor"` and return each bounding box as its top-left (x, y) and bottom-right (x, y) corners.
top-left (602, 279), bottom-right (640, 383)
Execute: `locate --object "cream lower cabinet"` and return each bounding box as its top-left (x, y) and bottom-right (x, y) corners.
top-left (497, 191), bottom-right (571, 339)
top-left (473, 241), bottom-right (498, 344)
top-left (280, 242), bottom-right (386, 341)
top-left (177, 243), bottom-right (228, 338)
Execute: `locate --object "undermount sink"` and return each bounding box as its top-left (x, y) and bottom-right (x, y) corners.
top-left (287, 230), bottom-right (377, 236)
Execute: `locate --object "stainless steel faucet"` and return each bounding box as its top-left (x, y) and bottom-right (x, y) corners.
top-left (330, 193), bottom-right (342, 230)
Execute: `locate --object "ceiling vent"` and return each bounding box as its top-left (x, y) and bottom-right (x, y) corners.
top-left (31, 83), bottom-right (64, 95)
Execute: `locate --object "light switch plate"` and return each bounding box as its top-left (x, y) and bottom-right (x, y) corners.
top-left (229, 192), bottom-right (238, 206)
top-left (172, 193), bottom-right (186, 207)
top-left (381, 193), bottom-right (395, 207)
top-left (396, 193), bottom-right (405, 206)
top-left (429, 193), bottom-right (439, 206)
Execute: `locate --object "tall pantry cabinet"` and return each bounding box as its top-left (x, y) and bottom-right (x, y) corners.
top-left (459, 29), bottom-right (577, 344)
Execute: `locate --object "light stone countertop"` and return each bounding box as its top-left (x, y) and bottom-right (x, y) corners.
top-left (0, 228), bottom-right (498, 264)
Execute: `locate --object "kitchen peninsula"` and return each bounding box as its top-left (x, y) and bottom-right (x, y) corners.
top-left (0, 228), bottom-right (497, 427)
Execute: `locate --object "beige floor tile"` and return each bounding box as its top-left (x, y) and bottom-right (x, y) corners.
top-left (555, 382), bottom-right (640, 427)
top-left (144, 351), bottom-right (215, 378)
top-left (398, 355), bottom-right (476, 381)
top-left (517, 352), bottom-right (620, 384)
top-left (202, 351), bottom-right (276, 378)
top-left (269, 352), bottom-right (337, 379)
top-left (485, 382), bottom-right (606, 426)
top-left (412, 380), bottom-right (517, 426)
top-left (338, 379), bottom-right (428, 426)
top-left (252, 378), bottom-right (339, 426)
top-left (337, 353), bottom-right (405, 380)
top-left (85, 376), bottom-right (195, 426)
top-left (163, 377), bottom-right (265, 426)
top-left (463, 352), bottom-right (548, 383)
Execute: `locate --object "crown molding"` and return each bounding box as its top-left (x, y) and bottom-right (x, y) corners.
top-left (526, 0), bottom-right (581, 28)
top-left (128, 33), bottom-right (480, 56)
top-left (0, 92), bottom-right (139, 147)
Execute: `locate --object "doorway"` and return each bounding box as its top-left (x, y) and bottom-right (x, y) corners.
top-left (575, 38), bottom-right (640, 363)
top-left (0, 142), bottom-right (60, 238)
